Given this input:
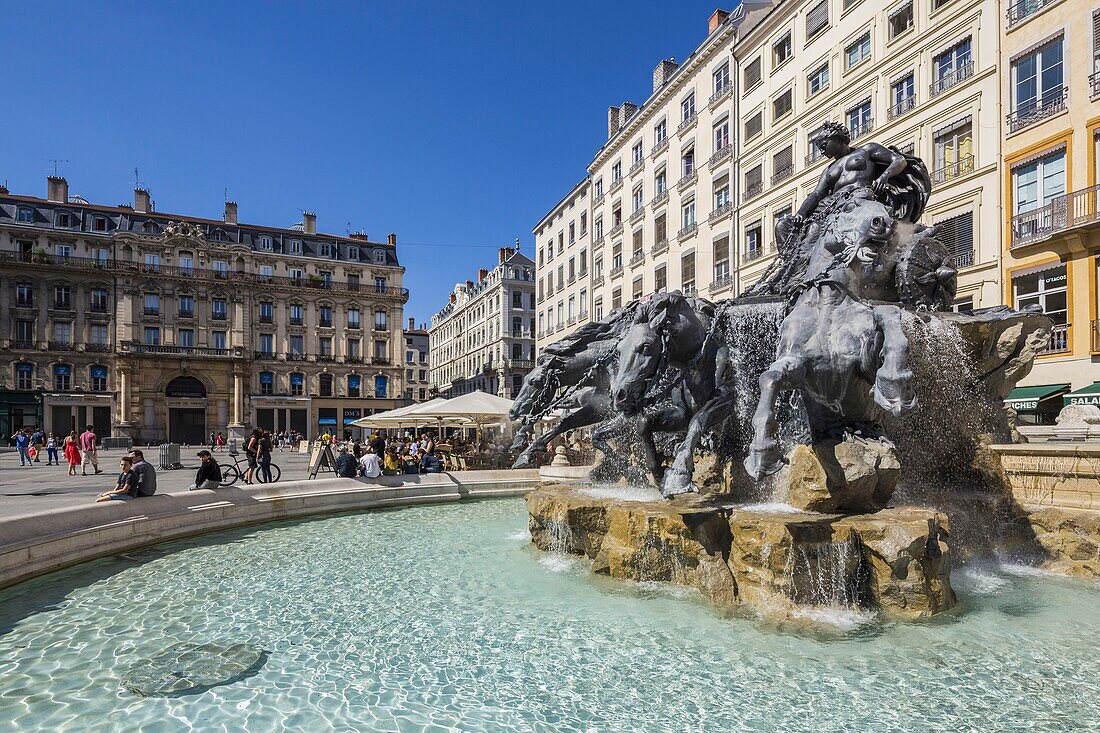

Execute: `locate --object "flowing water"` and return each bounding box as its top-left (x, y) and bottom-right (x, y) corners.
top-left (1, 500), bottom-right (1098, 732)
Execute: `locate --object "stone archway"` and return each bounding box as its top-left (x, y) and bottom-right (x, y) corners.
top-left (165, 375), bottom-right (207, 444)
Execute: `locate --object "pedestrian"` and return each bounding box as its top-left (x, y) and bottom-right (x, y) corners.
top-left (10, 428), bottom-right (32, 466)
top-left (258, 430), bottom-right (273, 483)
top-left (369, 431), bottom-right (385, 457)
top-left (96, 456), bottom-right (138, 502)
top-left (63, 430), bottom-right (81, 475)
top-left (45, 433), bottom-right (59, 465)
top-left (244, 428), bottom-right (261, 484)
top-left (215, 432), bottom-right (225, 452)
top-left (209, 431), bottom-right (217, 452)
top-left (127, 449), bottom-right (158, 496)
top-left (78, 424), bottom-right (102, 476)
top-left (30, 427), bottom-right (44, 462)
top-left (188, 450), bottom-right (223, 491)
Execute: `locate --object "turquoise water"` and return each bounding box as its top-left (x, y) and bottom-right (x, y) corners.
top-left (1, 499), bottom-right (1098, 732)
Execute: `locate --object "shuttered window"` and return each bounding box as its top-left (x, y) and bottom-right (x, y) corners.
top-left (773, 89), bottom-right (793, 119)
top-left (745, 164), bottom-right (763, 191)
top-left (1094, 10), bottom-right (1100, 72)
top-left (744, 57), bottom-right (762, 89)
top-left (773, 146), bottom-right (794, 176)
top-left (806, 0), bottom-right (829, 39)
top-left (935, 212), bottom-right (974, 257)
top-left (745, 111), bottom-right (763, 139)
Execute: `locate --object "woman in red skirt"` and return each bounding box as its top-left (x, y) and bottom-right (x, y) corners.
top-left (63, 430), bottom-right (82, 476)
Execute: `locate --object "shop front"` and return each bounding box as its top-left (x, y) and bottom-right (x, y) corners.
top-left (43, 392), bottom-right (113, 439)
top-left (251, 396), bottom-right (311, 437)
top-left (0, 390), bottom-right (43, 441)
top-left (1005, 384), bottom-right (1070, 426)
top-left (313, 397), bottom-right (404, 441)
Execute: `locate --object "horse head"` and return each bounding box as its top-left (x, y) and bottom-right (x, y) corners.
top-left (611, 291), bottom-right (710, 415)
top-left (509, 360), bottom-right (557, 422)
top-left (835, 189), bottom-right (895, 267)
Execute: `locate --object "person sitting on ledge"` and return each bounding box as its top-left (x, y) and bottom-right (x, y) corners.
top-left (358, 449), bottom-right (382, 479)
top-left (420, 453), bottom-right (443, 474)
top-left (335, 447), bottom-right (359, 478)
top-left (96, 457), bottom-right (138, 502)
top-left (127, 449), bottom-right (158, 497)
top-left (188, 450), bottom-right (223, 491)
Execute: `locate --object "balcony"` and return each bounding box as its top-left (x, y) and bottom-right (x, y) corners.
top-left (743, 182), bottom-right (763, 202)
top-left (143, 307), bottom-right (161, 317)
top-left (677, 113), bottom-right (697, 135)
top-left (745, 248), bottom-right (764, 262)
top-left (1010, 183), bottom-right (1100, 248)
top-left (319, 319), bottom-right (334, 328)
top-left (949, 250), bottom-right (974, 269)
top-left (708, 145), bottom-right (732, 169)
top-left (1006, 89), bottom-right (1068, 134)
top-left (178, 309), bottom-right (194, 319)
top-left (609, 265), bottom-right (624, 279)
top-left (931, 155), bottom-right (975, 184)
top-left (709, 84), bottom-right (732, 108)
top-left (1006, 0), bottom-right (1057, 27)
top-left (682, 285), bottom-right (697, 298)
top-left (253, 350), bottom-right (277, 360)
top-left (128, 343), bottom-right (233, 358)
top-left (629, 158), bottom-right (645, 177)
top-left (287, 352), bottom-right (307, 361)
top-left (593, 192), bottom-right (605, 208)
top-left (888, 95), bottom-right (917, 120)
top-left (651, 137), bottom-right (669, 158)
top-left (677, 171), bottom-right (698, 192)
top-left (48, 340), bottom-right (74, 352)
top-left (316, 354), bottom-right (336, 363)
top-left (1093, 72), bottom-right (1100, 99)
top-left (510, 359), bottom-right (535, 370)
top-left (650, 190), bottom-right (669, 210)
top-left (1041, 324), bottom-right (1069, 355)
top-left (372, 356), bottom-right (392, 365)
top-left (211, 312), bottom-right (228, 321)
top-left (771, 165), bottom-right (794, 185)
top-left (289, 317), bottom-right (303, 326)
top-left (344, 355), bottom-right (364, 364)
top-left (710, 273), bottom-right (733, 292)
top-left (677, 223), bottom-right (698, 241)
top-left (806, 147), bottom-right (827, 166)
top-left (628, 207), bottom-right (645, 225)
top-left (53, 301), bottom-right (74, 312)
top-left (651, 239), bottom-right (669, 256)
top-left (90, 303), bottom-right (109, 314)
top-left (592, 275), bottom-right (605, 287)
top-left (629, 250), bottom-right (646, 267)
top-left (347, 322), bottom-right (362, 330)
top-left (849, 120), bottom-right (874, 141)
top-left (8, 340), bottom-right (34, 350)
top-left (592, 234), bottom-right (605, 249)
top-left (609, 224), bottom-right (624, 239)
top-left (609, 178), bottom-right (624, 195)
top-left (13, 299), bottom-right (34, 309)
top-left (930, 62), bottom-right (974, 98)
top-left (709, 202), bottom-right (733, 223)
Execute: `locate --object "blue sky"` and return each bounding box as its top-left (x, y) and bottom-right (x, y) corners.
top-left (1, 1), bottom-right (729, 324)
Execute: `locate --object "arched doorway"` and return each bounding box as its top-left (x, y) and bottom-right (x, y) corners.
top-left (165, 376), bottom-right (207, 445)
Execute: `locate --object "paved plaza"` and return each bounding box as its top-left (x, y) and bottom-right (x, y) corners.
top-left (0, 446), bottom-right (317, 515)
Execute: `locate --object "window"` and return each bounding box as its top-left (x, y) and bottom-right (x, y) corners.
top-left (714, 237), bottom-right (731, 283)
top-left (773, 89), bottom-right (793, 120)
top-left (888, 2), bottom-right (913, 38)
top-left (681, 92), bottom-right (695, 121)
top-left (1011, 37), bottom-right (1064, 122)
top-left (258, 235), bottom-right (273, 251)
top-left (89, 324), bottom-right (108, 346)
top-left (259, 333), bottom-right (274, 354)
top-left (212, 331), bottom-right (227, 350)
top-left (374, 375), bottom-right (388, 399)
top-left (289, 335), bottom-right (304, 356)
top-left (93, 248), bottom-right (109, 265)
top-left (847, 99), bottom-right (872, 138)
top-left (681, 252), bottom-right (696, 293)
top-left (713, 62), bottom-right (730, 94)
top-left (890, 73), bottom-right (916, 118)
top-left (290, 373), bottom-right (304, 396)
top-left (212, 298), bottom-right (228, 320)
top-left (347, 247), bottom-right (359, 261)
top-left (374, 310), bottom-right (388, 330)
top-left (259, 264), bottom-right (274, 280)
top-left (348, 308), bottom-right (361, 328)
top-left (681, 200), bottom-right (696, 229)
top-left (319, 373), bottom-right (334, 397)
top-left (55, 243), bottom-right (72, 259)
top-left (1014, 266), bottom-right (1067, 327)
top-left (746, 222), bottom-right (763, 257)
top-left (179, 328), bottom-right (195, 347)
top-left (289, 303), bottom-right (304, 324)
top-left (655, 169), bottom-right (667, 195)
top-left (289, 239), bottom-right (303, 255)
top-left (773, 146), bottom-right (794, 182)
top-left (372, 249), bottom-right (386, 264)
top-left (90, 366), bottom-right (108, 392)
top-left (259, 302), bottom-right (273, 323)
top-left (255, 371), bottom-right (274, 396)
top-left (347, 374), bottom-right (361, 398)
top-left (91, 288), bottom-right (109, 312)
top-left (845, 32), bottom-right (871, 69)
top-left (806, 0), bottom-right (829, 39)
top-left (143, 253), bottom-right (160, 272)
top-left (655, 214), bottom-right (667, 244)
top-left (579, 249), bottom-right (588, 275)
top-left (808, 63), bottom-right (830, 96)
top-left (53, 321), bottom-right (72, 346)
top-left (654, 119), bottom-right (667, 145)
top-left (632, 185), bottom-right (644, 213)
top-left (179, 252), bottom-right (194, 274)
top-left (15, 283), bottom-right (33, 307)
top-left (933, 37), bottom-right (972, 96)
top-left (318, 242), bottom-right (333, 258)
top-left (212, 260), bottom-right (228, 279)
top-left (745, 165), bottom-right (763, 198)
top-left (1013, 150), bottom-right (1066, 216)
top-left (714, 118), bottom-right (730, 150)
top-left (17, 207), bottom-right (34, 223)
top-left (347, 338), bottom-right (361, 359)
top-left (594, 178), bottom-right (603, 198)
top-left (53, 364), bottom-right (71, 391)
top-left (318, 305), bottom-right (333, 327)
top-left (612, 161), bottom-right (622, 182)
top-left (57, 211), bottom-right (71, 228)
top-left (934, 212), bottom-right (974, 264)
top-left (144, 327), bottom-right (160, 346)
top-left (54, 286), bottom-right (72, 309)
top-left (632, 141), bottom-right (644, 165)
top-left (744, 57), bottom-right (762, 89)
top-left (15, 364), bottom-right (33, 390)
top-left (93, 216), bottom-right (107, 232)
top-left (714, 175), bottom-right (731, 208)
top-left (745, 111), bottom-right (763, 139)
top-left (580, 212), bottom-right (587, 234)
top-left (612, 243), bottom-right (623, 270)
top-left (773, 32), bottom-right (792, 66)
top-left (933, 119), bottom-right (973, 180)
top-left (319, 336), bottom-right (333, 356)
top-left (682, 147), bottom-right (695, 178)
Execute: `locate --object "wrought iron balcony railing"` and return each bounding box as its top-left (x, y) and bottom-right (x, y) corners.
top-left (930, 62), bottom-right (974, 98)
top-left (1006, 0), bottom-right (1057, 27)
top-left (1006, 89), bottom-right (1068, 134)
top-left (1010, 183), bottom-right (1100, 247)
top-left (888, 95), bottom-right (917, 120)
top-left (931, 155), bottom-right (976, 184)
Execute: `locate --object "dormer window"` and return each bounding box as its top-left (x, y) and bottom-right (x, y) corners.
top-left (258, 235), bottom-right (273, 251)
top-left (372, 249), bottom-right (386, 264)
top-left (56, 212), bottom-right (71, 228)
top-left (93, 217), bottom-right (107, 232)
top-left (142, 221), bottom-right (160, 234)
top-left (289, 239), bottom-right (303, 255)
top-left (347, 247), bottom-right (359, 261)
top-left (17, 207), bottom-right (33, 223)
top-left (318, 242), bottom-right (333, 258)
top-left (209, 228), bottom-right (228, 242)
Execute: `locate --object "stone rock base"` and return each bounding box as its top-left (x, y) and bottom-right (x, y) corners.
top-left (527, 485), bottom-right (956, 622)
top-left (786, 437), bottom-right (901, 513)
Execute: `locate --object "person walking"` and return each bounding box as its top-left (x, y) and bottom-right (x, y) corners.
top-left (209, 431), bottom-right (217, 452)
top-left (258, 430), bottom-right (274, 483)
top-left (78, 424), bottom-right (102, 476)
top-left (45, 433), bottom-right (59, 465)
top-left (215, 432), bottom-right (225, 453)
top-left (10, 428), bottom-right (32, 467)
top-left (30, 427), bottom-right (44, 462)
top-left (63, 430), bottom-right (81, 475)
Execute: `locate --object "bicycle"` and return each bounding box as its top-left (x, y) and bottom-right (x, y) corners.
top-left (218, 450), bottom-right (281, 486)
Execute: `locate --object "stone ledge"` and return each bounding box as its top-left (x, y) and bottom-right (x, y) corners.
top-left (0, 470), bottom-right (539, 590)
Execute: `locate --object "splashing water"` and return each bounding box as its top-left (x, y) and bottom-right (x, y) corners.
top-left (784, 538), bottom-right (868, 609)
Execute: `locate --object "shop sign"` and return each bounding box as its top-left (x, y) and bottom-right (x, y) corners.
top-left (1066, 394), bottom-right (1100, 407)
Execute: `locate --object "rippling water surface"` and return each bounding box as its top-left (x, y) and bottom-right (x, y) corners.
top-left (1, 499), bottom-right (1098, 732)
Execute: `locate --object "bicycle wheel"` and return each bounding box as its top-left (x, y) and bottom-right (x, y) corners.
top-left (219, 463), bottom-right (241, 487)
top-left (257, 463), bottom-right (281, 483)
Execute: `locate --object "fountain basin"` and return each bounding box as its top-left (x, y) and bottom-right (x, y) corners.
top-left (528, 484), bottom-right (955, 621)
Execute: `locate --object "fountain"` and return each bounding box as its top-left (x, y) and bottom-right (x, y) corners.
top-left (516, 127), bottom-right (1052, 622)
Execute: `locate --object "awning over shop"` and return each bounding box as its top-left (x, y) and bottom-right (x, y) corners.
top-left (1004, 384), bottom-right (1070, 412)
top-left (1063, 382), bottom-right (1100, 407)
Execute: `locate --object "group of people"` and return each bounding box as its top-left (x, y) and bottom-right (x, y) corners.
top-left (334, 431), bottom-right (443, 479)
top-left (207, 429), bottom-right (301, 454)
top-left (10, 426), bottom-right (103, 476)
top-left (94, 448), bottom-right (158, 502)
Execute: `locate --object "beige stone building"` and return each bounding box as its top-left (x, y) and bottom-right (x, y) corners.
top-left (535, 178), bottom-right (591, 352)
top-left (402, 318), bottom-right (431, 402)
top-left (998, 0), bottom-right (1100, 422)
top-left (429, 246), bottom-right (536, 399)
top-left (0, 177), bottom-right (408, 443)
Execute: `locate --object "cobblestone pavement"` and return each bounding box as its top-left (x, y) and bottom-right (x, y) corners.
top-left (0, 445), bottom-right (317, 516)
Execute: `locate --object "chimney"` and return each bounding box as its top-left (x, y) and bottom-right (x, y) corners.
top-left (0, 184), bottom-right (8, 195)
top-left (607, 106), bottom-right (621, 139)
top-left (47, 176), bottom-right (68, 203)
top-left (620, 101), bottom-right (638, 123)
top-left (387, 233), bottom-right (397, 245)
top-left (450, 292), bottom-right (457, 304)
top-left (134, 187), bottom-right (151, 213)
top-left (653, 58), bottom-right (679, 92)
top-left (465, 279), bottom-right (474, 289)
top-left (224, 200), bottom-right (238, 224)
top-left (408, 317), bottom-right (415, 331)
top-left (302, 211), bottom-right (316, 234)
top-left (478, 267), bottom-right (489, 281)
top-left (708, 8), bottom-right (730, 34)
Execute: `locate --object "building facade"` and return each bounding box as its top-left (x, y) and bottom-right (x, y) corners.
top-left (0, 177), bottom-right (408, 443)
top-left (999, 0), bottom-right (1100, 418)
top-left (403, 318), bottom-right (432, 402)
top-left (534, 178), bottom-right (591, 353)
top-left (429, 247), bottom-right (536, 399)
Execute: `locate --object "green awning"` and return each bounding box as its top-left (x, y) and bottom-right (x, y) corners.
top-left (1004, 384), bottom-right (1070, 412)
top-left (1063, 382), bottom-right (1100, 407)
